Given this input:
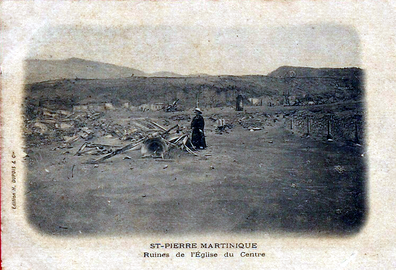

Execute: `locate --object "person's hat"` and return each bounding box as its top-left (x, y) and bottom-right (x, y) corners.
top-left (195, 108), bottom-right (202, 114)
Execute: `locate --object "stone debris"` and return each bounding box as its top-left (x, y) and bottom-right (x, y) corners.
top-left (25, 107), bottom-right (198, 163)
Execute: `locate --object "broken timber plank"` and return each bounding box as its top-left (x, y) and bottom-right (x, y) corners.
top-left (161, 124), bottom-right (179, 136)
top-left (75, 142), bottom-right (87, 156)
top-left (184, 145), bottom-right (198, 156)
top-left (172, 134), bottom-right (187, 144)
top-left (147, 120), bottom-right (167, 131)
top-left (88, 139), bottom-right (145, 163)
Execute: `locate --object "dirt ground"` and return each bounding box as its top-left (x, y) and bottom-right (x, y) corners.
top-left (25, 107), bottom-right (366, 236)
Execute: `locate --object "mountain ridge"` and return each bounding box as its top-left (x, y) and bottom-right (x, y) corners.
top-left (25, 58), bottom-right (187, 83)
top-left (268, 65), bottom-right (362, 78)
top-left (25, 58), bottom-right (362, 83)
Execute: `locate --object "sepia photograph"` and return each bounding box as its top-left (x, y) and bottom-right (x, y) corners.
top-left (2, 1), bottom-right (396, 269)
top-left (23, 24), bottom-right (366, 236)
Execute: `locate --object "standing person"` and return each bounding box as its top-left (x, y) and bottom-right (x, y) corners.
top-left (191, 108), bottom-right (206, 149)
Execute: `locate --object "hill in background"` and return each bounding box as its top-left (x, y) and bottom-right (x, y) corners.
top-left (25, 58), bottom-right (185, 83)
top-left (268, 66), bottom-right (363, 79)
top-left (24, 58), bottom-right (363, 109)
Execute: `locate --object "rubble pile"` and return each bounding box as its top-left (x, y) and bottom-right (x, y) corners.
top-left (25, 107), bottom-right (197, 162)
top-left (164, 99), bottom-right (181, 112)
top-left (238, 114), bottom-right (267, 129)
top-left (168, 114), bottom-right (191, 122)
top-left (205, 112), bottom-right (283, 133)
top-left (206, 114), bottom-right (234, 134)
top-left (236, 112), bottom-right (284, 130)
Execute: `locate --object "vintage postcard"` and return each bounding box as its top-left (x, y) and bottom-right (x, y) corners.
top-left (1, 0), bottom-right (396, 269)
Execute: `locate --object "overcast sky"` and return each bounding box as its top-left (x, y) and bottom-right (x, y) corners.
top-left (27, 24), bottom-right (360, 75)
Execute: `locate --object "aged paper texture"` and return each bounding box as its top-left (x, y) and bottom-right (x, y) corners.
top-left (1, 0), bottom-right (396, 269)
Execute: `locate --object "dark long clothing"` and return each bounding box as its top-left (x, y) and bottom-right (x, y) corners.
top-left (191, 114), bottom-right (206, 149)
